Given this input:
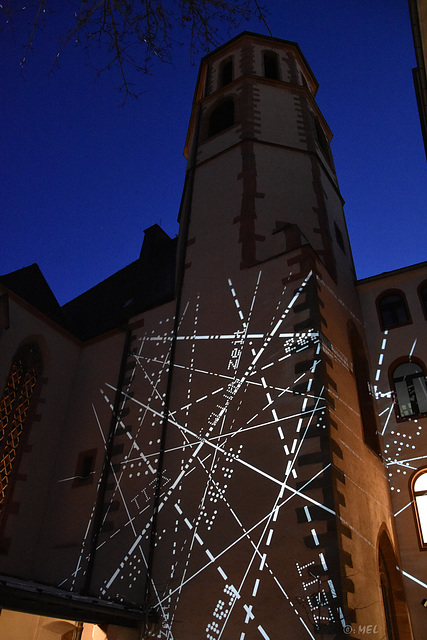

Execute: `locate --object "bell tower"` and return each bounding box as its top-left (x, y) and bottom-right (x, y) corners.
top-left (144, 33), bottom-right (413, 639)
top-left (181, 32), bottom-right (353, 286)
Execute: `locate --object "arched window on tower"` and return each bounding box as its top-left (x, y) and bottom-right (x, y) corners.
top-left (0, 342), bottom-right (42, 511)
top-left (263, 52), bottom-right (279, 80)
top-left (411, 469), bottom-right (427, 548)
top-left (208, 99), bottom-right (235, 137)
top-left (418, 281), bottom-right (427, 319)
top-left (220, 59), bottom-right (233, 87)
top-left (377, 290), bottom-right (411, 330)
top-left (314, 118), bottom-right (332, 167)
top-left (392, 361), bottom-right (427, 419)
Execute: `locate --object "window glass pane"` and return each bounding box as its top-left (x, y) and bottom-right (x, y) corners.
top-left (264, 53), bottom-right (279, 79)
top-left (208, 100), bottom-right (234, 137)
top-left (395, 380), bottom-right (414, 416)
top-left (221, 61), bottom-right (233, 86)
top-left (414, 473), bottom-right (427, 492)
top-left (379, 294), bottom-right (409, 328)
top-left (394, 362), bottom-right (422, 378)
top-left (413, 376), bottom-right (427, 413)
top-left (415, 494), bottom-right (427, 544)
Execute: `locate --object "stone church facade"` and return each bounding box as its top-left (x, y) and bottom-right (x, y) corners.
top-left (0, 33), bottom-right (426, 639)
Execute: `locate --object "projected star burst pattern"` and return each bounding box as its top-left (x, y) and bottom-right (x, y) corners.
top-left (65, 267), bottom-right (346, 638)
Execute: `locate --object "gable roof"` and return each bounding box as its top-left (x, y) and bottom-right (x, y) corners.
top-left (0, 263), bottom-right (71, 329)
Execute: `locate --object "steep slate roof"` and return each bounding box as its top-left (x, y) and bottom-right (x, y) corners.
top-left (62, 225), bottom-right (177, 341)
top-left (0, 263), bottom-right (71, 330)
top-left (0, 225), bottom-right (177, 342)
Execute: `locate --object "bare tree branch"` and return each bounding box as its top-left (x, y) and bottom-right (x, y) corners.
top-left (1, 1), bottom-right (268, 101)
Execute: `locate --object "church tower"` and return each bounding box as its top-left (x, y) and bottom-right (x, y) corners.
top-left (0, 32), bottom-right (416, 640)
top-left (143, 33), bottom-right (413, 638)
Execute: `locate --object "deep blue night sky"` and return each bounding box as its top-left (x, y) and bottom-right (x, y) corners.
top-left (1, 1), bottom-right (426, 305)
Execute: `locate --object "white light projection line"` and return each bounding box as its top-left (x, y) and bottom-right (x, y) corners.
top-left (98, 269), bottom-right (329, 638)
top-left (107, 384), bottom-right (292, 487)
top-left (394, 500), bottom-right (414, 517)
top-left (66, 402), bottom-right (110, 590)
top-left (109, 390), bottom-right (334, 507)
top-left (167, 429), bottom-right (333, 634)
top-left (159, 461), bottom-right (335, 640)
top-left (386, 454), bottom-right (427, 466)
top-left (101, 367), bottom-right (178, 594)
top-left (87, 309), bottom-right (188, 602)
top-left (219, 381), bottom-right (328, 637)
top-left (161, 463), bottom-right (335, 604)
top-left (381, 403), bottom-right (395, 437)
top-left (125, 275), bottom-right (313, 475)
top-left (92, 394), bottom-right (160, 589)
top-left (106, 369), bottom-right (329, 553)
top-left (129, 346), bottom-right (173, 470)
top-left (213, 371), bottom-right (324, 636)
top-left (399, 569), bottom-right (427, 590)
top-left (244, 272), bottom-right (313, 377)
top-left (102, 433), bottom-right (206, 591)
top-left (66, 389), bottom-right (144, 590)
top-left (159, 278), bottom-right (329, 609)
top-left (168, 429), bottom-right (237, 632)
top-left (169, 275), bottom-right (263, 627)
top-left (98, 389), bottom-right (155, 536)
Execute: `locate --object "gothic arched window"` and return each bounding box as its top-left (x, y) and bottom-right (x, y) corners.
top-left (208, 99), bottom-right (235, 137)
top-left (0, 343), bottom-right (42, 510)
top-left (392, 361), bottom-right (427, 419)
top-left (411, 469), bottom-right (427, 548)
top-left (377, 530), bottom-right (413, 637)
top-left (377, 291), bottom-right (411, 330)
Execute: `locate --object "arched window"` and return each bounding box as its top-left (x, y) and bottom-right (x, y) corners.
top-left (263, 52), bottom-right (279, 80)
top-left (392, 361), bottom-right (427, 418)
top-left (377, 531), bottom-right (403, 639)
top-left (208, 99), bottom-right (235, 137)
top-left (0, 343), bottom-right (42, 510)
top-left (411, 469), bottom-right (427, 548)
top-left (314, 118), bottom-right (332, 166)
top-left (418, 281), bottom-right (427, 319)
top-left (377, 291), bottom-right (411, 330)
top-left (220, 59), bottom-right (233, 87)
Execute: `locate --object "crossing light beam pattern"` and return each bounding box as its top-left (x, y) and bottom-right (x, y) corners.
top-left (60, 267), bottom-right (348, 637)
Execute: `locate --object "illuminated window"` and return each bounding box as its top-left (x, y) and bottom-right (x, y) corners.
top-left (0, 343), bottom-right (42, 510)
top-left (208, 99), bottom-right (235, 137)
top-left (412, 469), bottom-right (427, 548)
top-left (392, 361), bottom-right (427, 419)
top-left (220, 60), bottom-right (233, 87)
top-left (263, 52), bottom-right (279, 80)
top-left (377, 291), bottom-right (410, 330)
